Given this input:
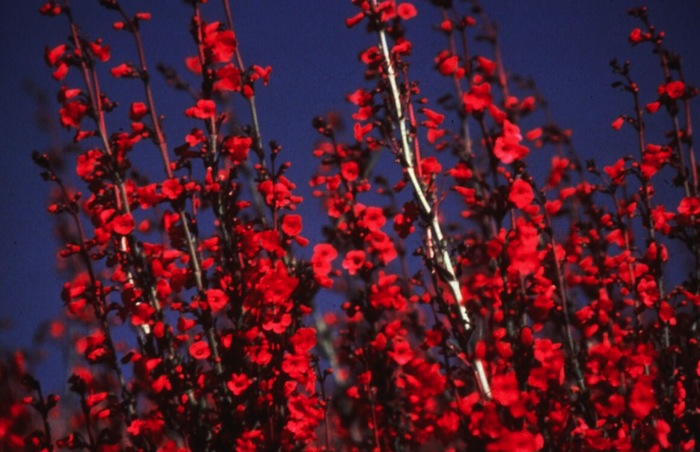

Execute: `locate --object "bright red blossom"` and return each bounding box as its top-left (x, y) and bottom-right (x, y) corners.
top-left (112, 213), bottom-right (135, 235)
top-left (397, 3), bottom-right (417, 20)
top-left (227, 373), bottom-right (252, 396)
top-left (342, 250), bottom-right (366, 275)
top-left (206, 288), bottom-right (228, 312)
top-left (185, 99), bottom-right (216, 119)
top-left (494, 120), bottom-right (529, 164)
top-left (509, 179), bottom-right (534, 209)
top-left (463, 82), bottom-right (493, 112)
top-left (189, 340), bottom-right (211, 360)
top-left (659, 80), bottom-right (685, 99)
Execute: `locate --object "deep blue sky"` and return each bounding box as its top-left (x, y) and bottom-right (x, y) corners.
top-left (1, 1), bottom-right (698, 389)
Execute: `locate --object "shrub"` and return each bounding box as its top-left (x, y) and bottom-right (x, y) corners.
top-left (3, 1), bottom-right (698, 450)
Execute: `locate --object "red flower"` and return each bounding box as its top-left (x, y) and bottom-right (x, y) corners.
top-left (206, 288), bottom-right (228, 312)
top-left (161, 178), bottom-right (184, 200)
top-left (358, 206), bottom-right (386, 232)
top-left (366, 230), bottom-right (398, 264)
top-left (369, 272), bottom-right (406, 310)
top-left (88, 39), bottom-right (110, 62)
top-left (388, 337), bottom-right (413, 365)
top-left (290, 327), bottom-right (316, 354)
top-left (185, 99), bottom-right (216, 119)
top-left (611, 116), bottom-right (625, 130)
top-left (488, 429), bottom-right (542, 452)
top-left (342, 250), bottom-right (366, 275)
top-left (202, 21), bottom-right (236, 64)
top-left (490, 372), bottom-right (520, 406)
top-left (110, 63), bottom-right (136, 78)
top-left (641, 144), bottom-right (671, 179)
top-left (258, 229), bottom-right (283, 255)
top-left (628, 27), bottom-right (651, 45)
top-left (257, 176), bottom-right (302, 209)
top-left (214, 64), bottom-right (242, 92)
top-left (677, 196), bottom-right (700, 225)
top-left (44, 44), bottom-right (65, 66)
top-left (185, 56), bottom-right (202, 74)
top-left (353, 122), bottom-right (373, 141)
top-left (227, 373), bottom-right (252, 396)
top-left (476, 56), bottom-right (496, 76)
top-left (659, 80), bottom-right (686, 99)
top-left (493, 120), bottom-right (529, 164)
top-left (282, 352), bottom-right (310, 381)
top-left (422, 108), bottom-right (445, 128)
top-left (508, 179), bottom-right (534, 209)
top-left (39, 2), bottom-right (63, 16)
top-left (341, 161), bottom-right (360, 181)
top-left (250, 65), bottom-right (272, 86)
top-left (436, 51), bottom-right (460, 76)
top-left (628, 376), bottom-right (656, 419)
top-left (129, 102), bottom-right (148, 121)
top-left (59, 101), bottom-right (87, 129)
top-left (130, 303), bottom-right (155, 327)
top-left (223, 136), bottom-right (251, 163)
top-left (397, 3), bottom-right (417, 20)
top-left (152, 374), bottom-right (172, 393)
top-left (311, 243), bottom-right (337, 287)
top-left (394, 201), bottom-right (418, 238)
top-left (281, 214), bottom-right (302, 236)
top-left (645, 101), bottom-right (661, 113)
top-left (604, 158), bottom-right (626, 185)
top-left (76, 149), bottom-right (104, 181)
top-left (113, 213), bottom-right (135, 235)
top-left (189, 340), bottom-right (211, 360)
top-left (420, 156), bottom-right (442, 177)
top-left (507, 218), bottom-right (540, 275)
top-left (347, 88), bottom-right (371, 106)
top-left (346, 11), bottom-right (364, 28)
top-left (463, 82), bottom-right (493, 112)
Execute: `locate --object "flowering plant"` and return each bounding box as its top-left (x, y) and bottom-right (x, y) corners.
top-left (1, 1), bottom-right (698, 450)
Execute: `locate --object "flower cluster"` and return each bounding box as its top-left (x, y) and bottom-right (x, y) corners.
top-left (2, 1), bottom-right (698, 451)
